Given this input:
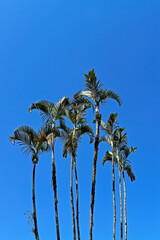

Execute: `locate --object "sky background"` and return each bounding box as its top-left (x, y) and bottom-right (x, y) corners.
top-left (0, 0), bottom-right (160, 239)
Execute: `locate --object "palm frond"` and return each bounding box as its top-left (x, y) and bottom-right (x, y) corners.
top-left (100, 120), bottom-right (107, 130)
top-left (38, 124), bottom-right (52, 138)
top-left (84, 69), bottom-right (97, 89)
top-left (124, 165), bottom-right (135, 182)
top-left (73, 95), bottom-right (91, 104)
top-left (65, 108), bottom-right (76, 125)
top-left (28, 100), bottom-right (53, 123)
top-left (104, 89), bottom-right (122, 106)
top-left (59, 121), bottom-right (71, 135)
top-left (14, 125), bottom-right (38, 141)
top-left (62, 132), bottom-right (75, 158)
top-left (121, 145), bottom-right (137, 158)
top-left (100, 135), bottom-right (112, 145)
top-left (84, 69), bottom-right (105, 103)
top-left (105, 113), bottom-right (118, 135)
top-left (72, 96), bottom-right (93, 109)
top-left (102, 151), bottom-right (114, 165)
top-left (9, 130), bottom-right (35, 156)
top-left (120, 144), bottom-right (130, 158)
top-left (76, 125), bottom-right (94, 144)
top-left (75, 90), bottom-right (95, 102)
top-left (51, 96), bottom-right (69, 120)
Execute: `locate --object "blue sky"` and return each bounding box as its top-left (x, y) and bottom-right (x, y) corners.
top-left (0, 0), bottom-right (160, 239)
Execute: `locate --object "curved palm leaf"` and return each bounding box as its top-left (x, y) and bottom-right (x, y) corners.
top-left (102, 150), bottom-right (113, 165)
top-left (29, 100), bottom-right (54, 123)
top-left (124, 164), bottom-right (135, 182)
top-left (76, 125), bottom-right (94, 144)
top-left (101, 89), bottom-right (121, 106)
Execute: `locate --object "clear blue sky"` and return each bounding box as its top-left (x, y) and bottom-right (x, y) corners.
top-left (0, 0), bottom-right (160, 239)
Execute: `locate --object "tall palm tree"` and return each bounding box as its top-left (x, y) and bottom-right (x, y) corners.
top-left (101, 113), bottom-right (118, 240)
top-left (60, 102), bottom-right (94, 240)
top-left (102, 118), bottom-right (136, 240)
top-left (120, 145), bottom-right (136, 240)
top-left (112, 127), bottom-right (128, 240)
top-left (28, 96), bottom-right (69, 240)
top-left (9, 125), bottom-right (49, 240)
top-left (74, 69), bottom-right (121, 240)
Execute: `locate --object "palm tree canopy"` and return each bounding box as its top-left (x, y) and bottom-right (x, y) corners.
top-left (60, 99), bottom-right (94, 158)
top-left (65, 103), bottom-right (89, 127)
top-left (9, 125), bottom-right (50, 163)
top-left (118, 144), bottom-right (137, 181)
top-left (74, 69), bottom-right (121, 107)
top-left (61, 123), bottom-right (94, 158)
top-left (28, 96), bottom-right (69, 126)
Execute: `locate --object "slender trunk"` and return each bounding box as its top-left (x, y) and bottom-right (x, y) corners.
top-left (112, 147), bottom-right (116, 240)
top-left (32, 164), bottom-right (40, 240)
top-left (122, 171), bottom-right (127, 240)
top-left (74, 158), bottom-right (81, 240)
top-left (70, 154), bottom-right (76, 240)
top-left (89, 107), bottom-right (101, 240)
top-left (51, 137), bottom-right (60, 240)
top-left (117, 152), bottom-right (123, 240)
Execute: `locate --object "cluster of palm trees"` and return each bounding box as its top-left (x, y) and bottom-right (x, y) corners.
top-left (9, 69), bottom-right (136, 240)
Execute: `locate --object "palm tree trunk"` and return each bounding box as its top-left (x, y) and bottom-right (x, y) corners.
top-left (32, 164), bottom-right (40, 240)
top-left (122, 171), bottom-right (127, 240)
top-left (89, 107), bottom-right (101, 240)
top-left (71, 154), bottom-right (76, 240)
top-left (112, 147), bottom-right (116, 240)
top-left (117, 153), bottom-right (123, 240)
top-left (74, 158), bottom-right (81, 240)
top-left (51, 137), bottom-right (60, 240)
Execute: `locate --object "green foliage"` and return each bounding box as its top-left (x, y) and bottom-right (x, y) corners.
top-left (74, 69), bottom-right (121, 108)
top-left (29, 96), bottom-right (69, 126)
top-left (60, 99), bottom-right (94, 158)
top-left (9, 125), bottom-right (50, 162)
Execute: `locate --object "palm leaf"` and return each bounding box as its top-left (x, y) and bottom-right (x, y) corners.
top-left (104, 113), bottom-right (118, 135)
top-left (124, 165), bottom-right (135, 182)
top-left (75, 90), bottom-right (95, 102)
top-left (62, 132), bottom-right (75, 158)
top-left (28, 100), bottom-right (53, 123)
top-left (100, 135), bottom-right (112, 145)
top-left (104, 89), bottom-right (122, 106)
top-left (51, 96), bottom-right (69, 120)
top-left (14, 125), bottom-right (38, 141)
top-left (9, 130), bottom-right (35, 156)
top-left (72, 96), bottom-right (93, 109)
top-left (76, 125), bottom-right (94, 144)
top-left (102, 151), bottom-right (113, 165)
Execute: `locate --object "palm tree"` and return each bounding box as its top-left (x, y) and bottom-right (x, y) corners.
top-left (120, 145), bottom-right (136, 240)
top-left (60, 102), bottom-right (94, 240)
top-left (112, 127), bottom-right (128, 240)
top-left (102, 117), bottom-right (136, 240)
top-left (74, 69), bottom-right (121, 240)
top-left (28, 96), bottom-right (69, 240)
top-left (9, 125), bottom-right (49, 240)
top-left (101, 113), bottom-right (118, 240)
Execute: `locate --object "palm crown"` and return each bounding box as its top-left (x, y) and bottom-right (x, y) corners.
top-left (119, 145), bottom-right (137, 181)
top-left (60, 102), bottom-right (94, 158)
top-left (9, 125), bottom-right (49, 163)
top-left (74, 69), bottom-right (121, 109)
top-left (28, 96), bottom-right (69, 128)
